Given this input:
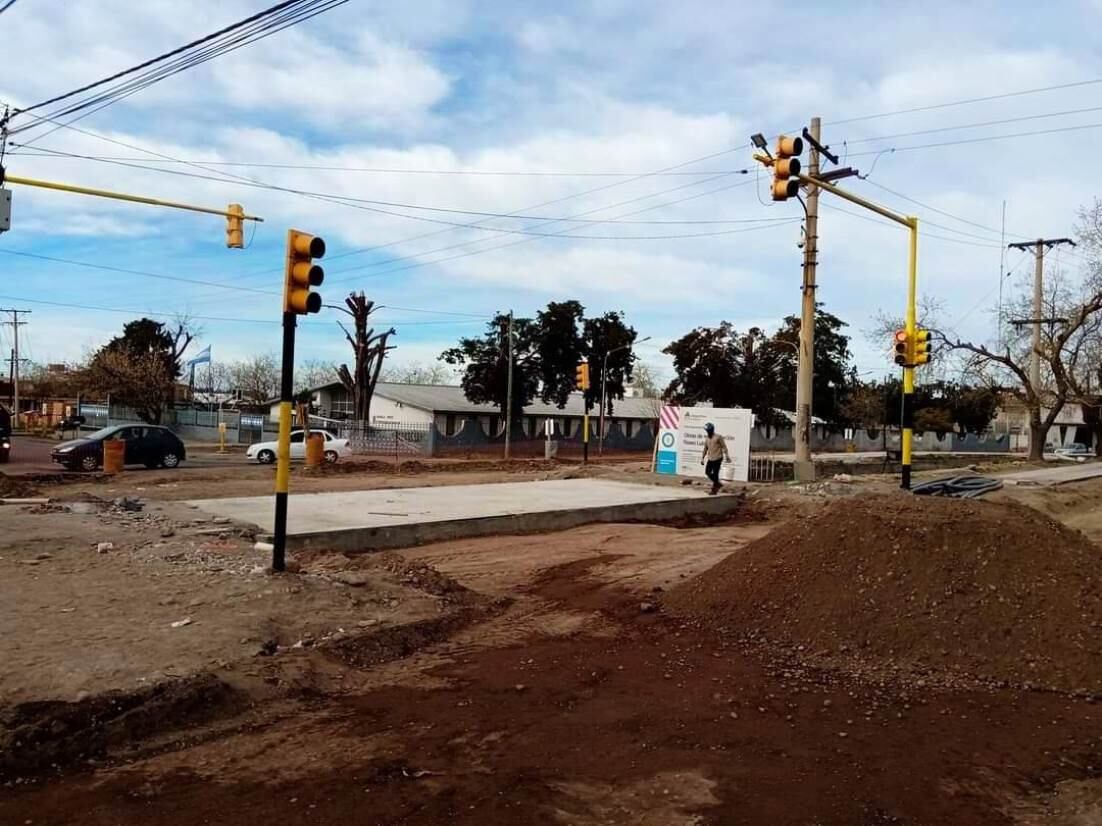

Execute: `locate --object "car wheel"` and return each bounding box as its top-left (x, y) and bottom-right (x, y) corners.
top-left (324, 449), bottom-right (339, 464)
top-left (257, 449), bottom-right (276, 464)
top-left (161, 452), bottom-right (181, 469)
top-left (79, 454), bottom-right (99, 472)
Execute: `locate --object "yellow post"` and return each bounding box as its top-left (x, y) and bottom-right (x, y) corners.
top-left (275, 401), bottom-right (292, 495)
top-left (901, 217), bottom-right (919, 489)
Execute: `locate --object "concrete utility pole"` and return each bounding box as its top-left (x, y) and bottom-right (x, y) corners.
top-left (1008, 238), bottom-right (1076, 391)
top-left (504, 310), bottom-right (514, 459)
top-left (1, 308), bottom-right (29, 425)
top-left (793, 117), bottom-right (821, 482)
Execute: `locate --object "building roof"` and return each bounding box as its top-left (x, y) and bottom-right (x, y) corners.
top-left (376, 382), bottom-right (663, 419)
top-left (304, 381), bottom-right (662, 419)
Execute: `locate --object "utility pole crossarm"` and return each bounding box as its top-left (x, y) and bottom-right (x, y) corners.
top-left (4, 175), bottom-right (264, 222)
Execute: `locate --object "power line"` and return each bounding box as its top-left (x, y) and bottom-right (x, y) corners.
top-left (0, 251), bottom-right (495, 318)
top-left (9, 143), bottom-right (769, 240)
top-left (827, 77), bottom-right (1102, 127)
top-left (0, 294), bottom-right (489, 327)
top-left (0, 250), bottom-right (279, 296)
top-left (328, 201), bottom-right (797, 286)
top-left (12, 0), bottom-right (349, 120)
top-left (816, 201), bottom-right (1002, 248)
top-left (4, 151), bottom-right (748, 178)
top-left (845, 121), bottom-right (1102, 158)
top-left (842, 105), bottom-right (1102, 145)
top-left (0, 0), bottom-right (19, 16)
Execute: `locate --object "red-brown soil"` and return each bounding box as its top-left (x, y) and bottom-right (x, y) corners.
top-left (666, 493), bottom-right (1102, 693)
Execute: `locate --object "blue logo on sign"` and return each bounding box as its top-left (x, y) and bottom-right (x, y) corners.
top-left (656, 450), bottom-right (678, 474)
top-left (660, 432), bottom-right (675, 449)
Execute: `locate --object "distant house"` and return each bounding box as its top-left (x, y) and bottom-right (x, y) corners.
top-left (270, 381), bottom-right (662, 439)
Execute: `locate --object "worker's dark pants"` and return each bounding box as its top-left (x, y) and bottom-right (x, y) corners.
top-left (704, 459), bottom-right (723, 489)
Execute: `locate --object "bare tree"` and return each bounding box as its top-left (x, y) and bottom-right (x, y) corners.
top-left (83, 349), bottom-right (174, 424)
top-left (230, 355), bottom-right (280, 405)
top-left (335, 293), bottom-right (396, 421)
top-left (940, 216), bottom-right (1102, 460)
top-left (380, 361), bottom-right (454, 385)
top-left (295, 358), bottom-right (339, 394)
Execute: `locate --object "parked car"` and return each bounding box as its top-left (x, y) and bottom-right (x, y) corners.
top-left (51, 424), bottom-right (187, 472)
top-left (246, 430), bottom-right (351, 464)
top-left (1052, 442), bottom-right (1093, 457)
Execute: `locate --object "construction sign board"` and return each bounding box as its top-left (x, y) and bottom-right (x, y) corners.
top-left (656, 404), bottom-right (753, 482)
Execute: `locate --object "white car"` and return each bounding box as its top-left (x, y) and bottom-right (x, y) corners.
top-left (246, 430), bottom-right (352, 464)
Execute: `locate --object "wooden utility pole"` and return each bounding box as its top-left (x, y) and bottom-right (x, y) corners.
top-left (504, 310), bottom-right (514, 459)
top-left (793, 117), bottom-right (821, 482)
top-left (1008, 238), bottom-right (1076, 391)
top-left (1, 308), bottom-right (29, 425)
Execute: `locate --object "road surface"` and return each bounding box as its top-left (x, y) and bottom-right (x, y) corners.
top-left (1, 436), bottom-right (251, 475)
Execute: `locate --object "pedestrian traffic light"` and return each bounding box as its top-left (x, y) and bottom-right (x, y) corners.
top-left (575, 362), bottom-right (590, 391)
top-left (893, 329), bottom-right (910, 366)
top-left (913, 329), bottom-right (932, 365)
top-left (225, 203), bottom-right (244, 249)
top-left (284, 229), bottom-right (325, 315)
top-left (772, 134), bottom-right (804, 201)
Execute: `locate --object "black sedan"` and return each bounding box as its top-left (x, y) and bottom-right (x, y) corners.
top-left (52, 425), bottom-right (187, 472)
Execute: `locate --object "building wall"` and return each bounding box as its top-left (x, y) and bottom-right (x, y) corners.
top-left (371, 396), bottom-right (434, 425)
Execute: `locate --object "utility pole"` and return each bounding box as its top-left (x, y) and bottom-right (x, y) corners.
top-left (504, 310), bottom-right (514, 460)
top-left (793, 117), bottom-right (821, 482)
top-left (1008, 238), bottom-right (1076, 391)
top-left (1, 308), bottom-right (29, 426)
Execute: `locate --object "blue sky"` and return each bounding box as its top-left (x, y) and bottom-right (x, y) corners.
top-left (1, 0), bottom-right (1100, 387)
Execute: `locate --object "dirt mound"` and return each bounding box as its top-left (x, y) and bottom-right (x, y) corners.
top-left (666, 493), bottom-right (1102, 693)
top-left (0, 473), bottom-right (38, 498)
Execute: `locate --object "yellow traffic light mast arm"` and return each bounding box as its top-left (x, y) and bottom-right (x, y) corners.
top-left (795, 171), bottom-right (920, 489)
top-left (4, 174), bottom-right (263, 223)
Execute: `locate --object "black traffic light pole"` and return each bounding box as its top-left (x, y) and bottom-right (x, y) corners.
top-left (272, 309), bottom-right (296, 572)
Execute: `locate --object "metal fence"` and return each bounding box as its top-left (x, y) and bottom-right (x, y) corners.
top-left (321, 419), bottom-right (432, 456)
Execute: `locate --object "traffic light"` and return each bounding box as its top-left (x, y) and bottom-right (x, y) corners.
top-left (772, 134), bottom-right (804, 201)
top-left (225, 203), bottom-right (244, 249)
top-left (284, 229), bottom-right (325, 315)
top-left (913, 329), bottom-right (932, 365)
top-left (893, 329), bottom-right (910, 366)
top-left (575, 362), bottom-right (590, 391)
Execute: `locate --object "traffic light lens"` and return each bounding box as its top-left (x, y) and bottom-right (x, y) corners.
top-left (775, 158), bottom-right (800, 177)
top-left (304, 293), bottom-right (322, 314)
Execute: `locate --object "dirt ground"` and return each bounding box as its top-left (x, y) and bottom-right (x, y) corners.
top-left (1, 463), bottom-right (1101, 824)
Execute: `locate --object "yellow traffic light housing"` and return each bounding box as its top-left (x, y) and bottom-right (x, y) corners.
top-left (913, 329), bottom-right (932, 365)
top-left (893, 329), bottom-right (910, 366)
top-left (575, 362), bottom-right (590, 391)
top-left (284, 229), bottom-right (325, 315)
top-left (226, 203), bottom-right (244, 249)
top-left (772, 134), bottom-right (803, 201)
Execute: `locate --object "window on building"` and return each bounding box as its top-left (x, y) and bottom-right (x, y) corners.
top-left (445, 414), bottom-right (456, 436)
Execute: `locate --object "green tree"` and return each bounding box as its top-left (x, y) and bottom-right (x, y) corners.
top-left (945, 384), bottom-right (999, 436)
top-left (583, 310), bottom-right (637, 413)
top-left (84, 318), bottom-right (195, 423)
top-left (663, 322), bottom-right (744, 408)
top-left (535, 301), bottom-right (586, 408)
top-left (771, 304), bottom-right (856, 424)
top-left (441, 313), bottom-right (540, 425)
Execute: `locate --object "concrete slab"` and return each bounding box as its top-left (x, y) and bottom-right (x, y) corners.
top-left (188, 479), bottom-right (740, 553)
top-left (996, 461), bottom-right (1102, 487)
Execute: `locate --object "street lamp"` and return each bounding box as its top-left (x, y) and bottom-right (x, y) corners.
top-left (598, 336), bottom-right (651, 456)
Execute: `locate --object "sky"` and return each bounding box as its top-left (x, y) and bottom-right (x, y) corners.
top-left (1, 0), bottom-right (1101, 390)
